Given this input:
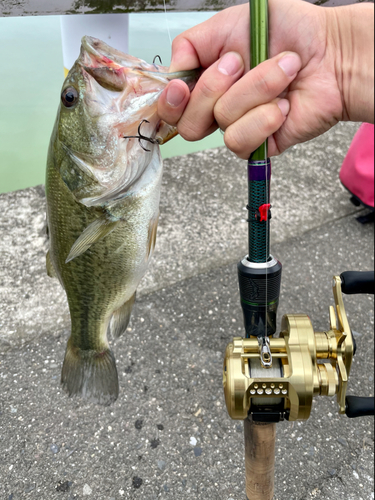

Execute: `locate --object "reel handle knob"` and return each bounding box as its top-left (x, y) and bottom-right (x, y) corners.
top-left (340, 271), bottom-right (375, 295)
top-left (345, 396), bottom-right (375, 418)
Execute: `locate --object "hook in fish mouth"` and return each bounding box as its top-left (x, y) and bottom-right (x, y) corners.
top-left (153, 55), bottom-right (163, 65)
top-left (123, 120), bottom-right (160, 152)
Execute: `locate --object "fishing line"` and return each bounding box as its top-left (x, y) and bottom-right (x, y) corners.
top-left (163, 0), bottom-right (173, 47)
top-left (265, 160), bottom-right (269, 340)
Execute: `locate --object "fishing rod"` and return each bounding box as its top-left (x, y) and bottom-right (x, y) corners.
top-left (236, 2), bottom-right (282, 498)
top-left (235, 1), bottom-right (282, 498)
top-left (223, 1), bottom-right (375, 499)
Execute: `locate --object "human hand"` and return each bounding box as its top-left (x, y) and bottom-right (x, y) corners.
top-left (158, 0), bottom-right (374, 158)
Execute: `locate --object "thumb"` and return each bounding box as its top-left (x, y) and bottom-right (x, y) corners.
top-left (169, 37), bottom-right (201, 73)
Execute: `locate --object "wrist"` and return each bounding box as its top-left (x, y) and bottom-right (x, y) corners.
top-left (328, 3), bottom-right (374, 123)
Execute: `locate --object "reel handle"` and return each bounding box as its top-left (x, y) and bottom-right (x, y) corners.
top-left (340, 271), bottom-right (375, 295)
top-left (346, 396), bottom-right (375, 418)
top-left (340, 272), bottom-right (374, 419)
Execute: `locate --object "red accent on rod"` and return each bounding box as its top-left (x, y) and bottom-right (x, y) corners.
top-left (255, 204), bottom-right (271, 222)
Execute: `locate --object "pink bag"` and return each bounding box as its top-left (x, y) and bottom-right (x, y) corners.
top-left (340, 123), bottom-right (374, 223)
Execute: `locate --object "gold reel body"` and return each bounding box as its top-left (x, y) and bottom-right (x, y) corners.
top-left (223, 277), bottom-right (354, 421)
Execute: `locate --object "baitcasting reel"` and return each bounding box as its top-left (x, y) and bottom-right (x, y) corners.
top-left (223, 271), bottom-right (375, 422)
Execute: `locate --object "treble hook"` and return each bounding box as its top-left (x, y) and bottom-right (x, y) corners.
top-left (123, 120), bottom-right (158, 152)
top-left (153, 55), bottom-right (163, 65)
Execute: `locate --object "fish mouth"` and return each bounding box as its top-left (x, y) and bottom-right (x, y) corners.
top-left (78, 36), bottom-right (200, 146)
top-left (80, 35), bottom-right (200, 92)
top-left (59, 37), bottom-right (201, 209)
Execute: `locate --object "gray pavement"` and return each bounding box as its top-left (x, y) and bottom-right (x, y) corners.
top-left (0, 122), bottom-right (374, 500)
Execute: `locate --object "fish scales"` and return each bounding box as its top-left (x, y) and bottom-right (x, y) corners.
top-left (46, 36), bottom-right (199, 406)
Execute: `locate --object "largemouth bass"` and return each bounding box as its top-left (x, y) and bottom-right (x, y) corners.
top-left (46, 36), bottom-right (199, 406)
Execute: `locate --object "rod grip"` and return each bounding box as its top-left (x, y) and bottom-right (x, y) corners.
top-left (247, 159), bottom-right (272, 262)
top-left (346, 396), bottom-right (375, 418)
top-left (340, 271), bottom-right (375, 295)
top-left (245, 418), bottom-right (276, 500)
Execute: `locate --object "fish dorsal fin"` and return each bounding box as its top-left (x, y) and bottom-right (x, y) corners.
top-left (109, 293), bottom-right (136, 340)
top-left (66, 215), bottom-right (120, 263)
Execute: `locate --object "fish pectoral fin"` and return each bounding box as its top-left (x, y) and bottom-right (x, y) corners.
top-left (109, 293), bottom-right (136, 340)
top-left (46, 251), bottom-right (58, 279)
top-left (147, 214), bottom-right (159, 258)
top-left (66, 216), bottom-right (120, 264)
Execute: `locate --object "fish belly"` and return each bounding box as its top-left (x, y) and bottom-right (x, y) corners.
top-left (45, 153), bottom-right (161, 405)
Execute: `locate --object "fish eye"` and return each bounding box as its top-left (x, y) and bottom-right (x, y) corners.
top-left (61, 87), bottom-right (79, 108)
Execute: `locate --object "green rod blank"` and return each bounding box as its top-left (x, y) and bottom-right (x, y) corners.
top-left (249, 0), bottom-right (269, 161)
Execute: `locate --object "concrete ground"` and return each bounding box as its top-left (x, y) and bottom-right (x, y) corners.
top-left (0, 121), bottom-right (373, 500)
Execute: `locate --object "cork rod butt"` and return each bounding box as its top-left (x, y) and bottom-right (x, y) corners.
top-left (244, 417), bottom-right (276, 500)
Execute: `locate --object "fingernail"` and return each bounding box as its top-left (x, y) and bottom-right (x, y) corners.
top-left (166, 83), bottom-right (186, 108)
top-left (218, 52), bottom-right (243, 76)
top-left (278, 53), bottom-right (301, 77)
top-left (277, 99), bottom-right (290, 117)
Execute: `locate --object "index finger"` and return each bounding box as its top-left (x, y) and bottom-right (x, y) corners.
top-left (169, 4), bottom-right (250, 72)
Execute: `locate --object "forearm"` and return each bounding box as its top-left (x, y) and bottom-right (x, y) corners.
top-left (329, 3), bottom-right (374, 124)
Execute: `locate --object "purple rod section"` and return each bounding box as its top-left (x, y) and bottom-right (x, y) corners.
top-left (248, 159), bottom-right (271, 181)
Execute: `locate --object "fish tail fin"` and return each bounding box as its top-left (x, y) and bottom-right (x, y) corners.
top-left (61, 339), bottom-right (119, 406)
